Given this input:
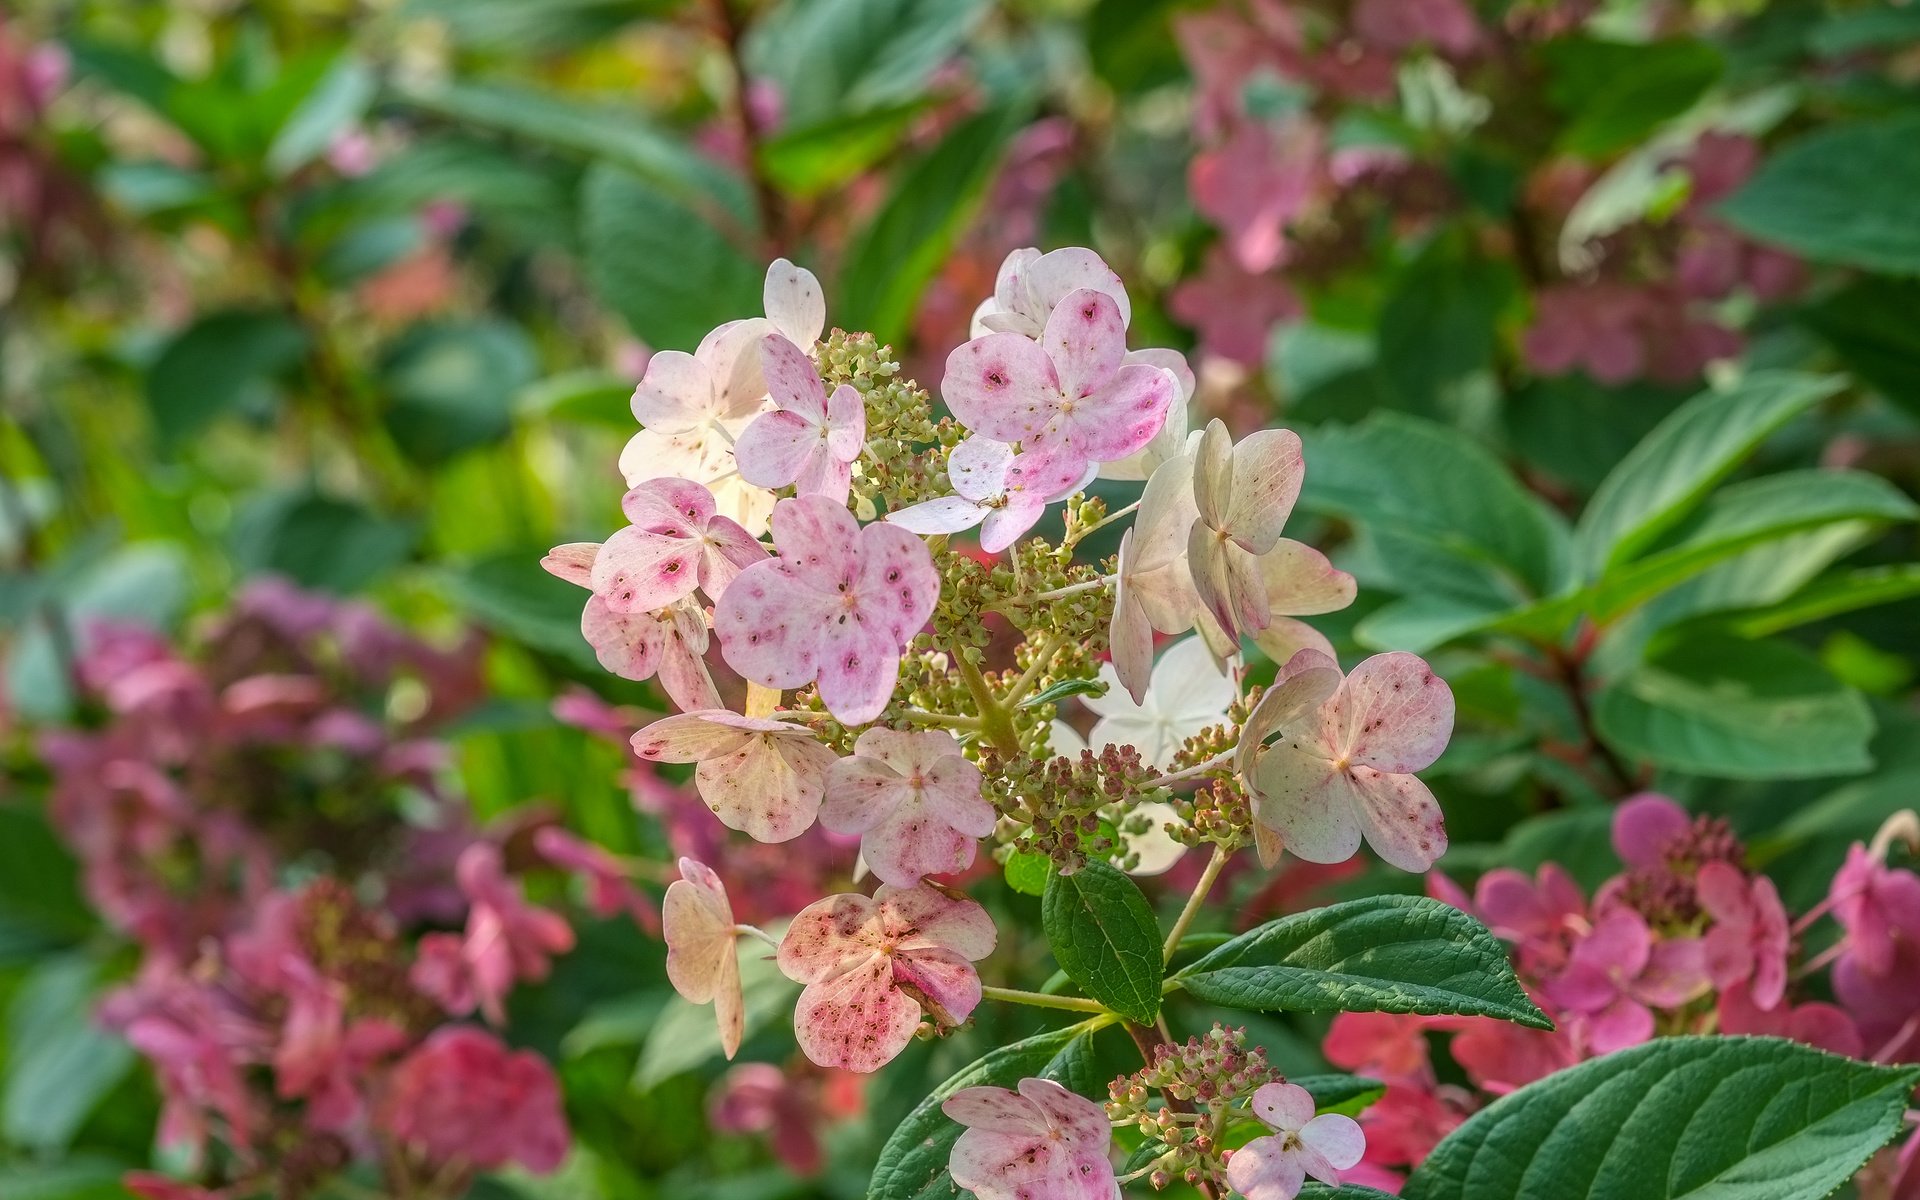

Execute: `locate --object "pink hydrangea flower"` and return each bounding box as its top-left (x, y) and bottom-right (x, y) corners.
top-left (410, 932), bottom-right (476, 1015)
top-left (380, 1026), bottom-right (569, 1174)
top-left (1353, 1082), bottom-right (1469, 1168)
top-left (1541, 909), bottom-right (1707, 1054)
top-left (1167, 246), bottom-right (1301, 366)
top-left (1352, 0), bottom-right (1479, 55)
top-left (716, 495), bottom-right (940, 726)
top-left (1697, 861), bottom-right (1790, 1010)
top-left (942, 289), bottom-right (1177, 478)
top-left (776, 884), bottom-right (996, 1072)
top-left (1449, 1018), bottom-right (1581, 1096)
top-left (1187, 419), bottom-right (1305, 640)
top-left (541, 542), bottom-right (720, 711)
top-left (533, 827), bottom-right (649, 924)
top-left (456, 843), bottom-right (576, 1024)
top-left (943, 1077), bottom-right (1117, 1200)
top-left (1237, 649), bottom-right (1454, 872)
top-left (1226, 1081), bottom-right (1366, 1200)
top-left (1830, 843), bottom-right (1920, 977)
top-left (709, 1062), bottom-right (857, 1177)
top-left (1322, 1011), bottom-right (1434, 1082)
top-left (630, 709), bottom-right (837, 842)
top-left (821, 728), bottom-right (996, 888)
top-left (735, 334), bottom-right (866, 505)
top-left (1717, 981), bottom-right (1864, 1059)
top-left (1473, 863), bottom-right (1587, 976)
top-left (620, 319), bottom-right (779, 536)
top-left (886, 436), bottom-right (1091, 553)
top-left (1612, 792), bottom-right (1694, 868)
top-left (971, 245), bottom-right (1131, 339)
top-left (591, 478), bottom-right (766, 614)
top-left (664, 857), bottom-right (745, 1059)
top-left (1189, 119), bottom-right (1322, 274)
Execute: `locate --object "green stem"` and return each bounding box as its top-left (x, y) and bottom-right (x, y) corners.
top-left (956, 652), bottom-right (1021, 756)
top-left (1163, 845), bottom-right (1230, 962)
top-left (980, 985), bottom-right (1110, 1014)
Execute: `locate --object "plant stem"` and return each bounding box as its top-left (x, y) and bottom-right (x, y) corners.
top-left (1068, 499), bottom-right (1141, 547)
top-left (1163, 845), bottom-right (1229, 963)
top-left (898, 707), bottom-right (984, 731)
top-left (1031, 574), bottom-right (1115, 603)
top-left (979, 985), bottom-right (1109, 1014)
top-left (955, 652), bottom-right (1021, 756)
top-left (733, 923), bottom-right (779, 949)
top-left (1545, 641), bottom-right (1637, 796)
top-left (1002, 632), bottom-right (1069, 710)
top-left (1140, 751), bottom-right (1235, 791)
top-left (710, 0), bottom-right (783, 252)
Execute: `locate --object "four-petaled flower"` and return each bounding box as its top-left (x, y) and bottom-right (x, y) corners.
top-left (1225, 1081), bottom-right (1366, 1200)
top-left (943, 288), bottom-right (1177, 479)
top-left (1829, 842), bottom-right (1920, 977)
top-left (943, 1076), bottom-right (1119, 1200)
top-left (886, 436), bottom-right (1091, 553)
top-left (717, 495), bottom-right (939, 726)
top-left (821, 728), bottom-right (996, 888)
top-left (630, 709), bottom-right (837, 842)
top-left (736, 334), bottom-right (866, 505)
top-left (456, 843), bottom-right (576, 1025)
top-left (1187, 419), bottom-right (1305, 641)
top-left (541, 541), bottom-right (720, 712)
top-left (1542, 908), bottom-right (1708, 1054)
top-left (591, 478), bottom-right (766, 614)
top-left (776, 884), bottom-right (995, 1072)
top-left (663, 857), bottom-right (746, 1059)
top-left (1237, 650), bottom-right (1454, 872)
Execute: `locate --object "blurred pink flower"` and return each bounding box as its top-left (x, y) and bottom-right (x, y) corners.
top-left (1830, 843), bottom-right (1920, 978)
top-left (1449, 1016), bottom-right (1581, 1095)
top-left (1716, 981), bottom-right (1864, 1059)
top-left (1168, 247), bottom-right (1301, 367)
top-left (455, 843), bottom-right (576, 1024)
top-left (381, 1026), bottom-right (569, 1174)
top-left (1697, 861), bottom-right (1790, 1010)
top-left (1190, 119), bottom-right (1323, 274)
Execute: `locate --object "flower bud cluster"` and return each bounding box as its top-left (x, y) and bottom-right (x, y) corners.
top-left (983, 743), bottom-right (1148, 872)
top-left (1106, 1025), bottom-right (1285, 1191)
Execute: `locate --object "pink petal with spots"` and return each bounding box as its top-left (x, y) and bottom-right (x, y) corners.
top-left (778, 893), bottom-right (884, 981)
top-left (886, 495), bottom-right (990, 536)
top-left (943, 1086), bottom-right (1045, 1134)
top-left (1251, 752), bottom-right (1361, 865)
top-left (791, 952), bottom-right (921, 1072)
top-left (655, 618), bottom-right (722, 712)
top-left (1226, 1135), bottom-right (1308, 1200)
top-left (941, 333), bottom-right (1059, 444)
top-left (621, 477), bottom-right (713, 533)
top-left (1018, 1077), bottom-right (1111, 1146)
top-left (990, 248), bottom-right (1042, 324)
top-left (719, 560), bottom-right (835, 689)
top-left (891, 945), bottom-right (984, 1025)
top-left (736, 409), bottom-right (828, 488)
top-left (825, 383), bottom-right (866, 459)
top-left (593, 525), bottom-right (703, 612)
top-left (813, 623), bottom-right (904, 727)
top-left (1026, 248), bottom-right (1131, 326)
top-left (1330, 652), bottom-right (1454, 773)
top-left (764, 258), bottom-right (825, 347)
top-left (760, 334), bottom-right (828, 421)
top-left (1350, 767), bottom-right (1448, 872)
top-left (948, 436), bottom-right (1015, 501)
top-left (1225, 428), bottom-right (1305, 553)
top-left (1251, 1080), bottom-right (1313, 1132)
top-left (541, 542), bottom-right (599, 588)
top-left (629, 710), bottom-right (790, 761)
top-left (1236, 648), bottom-right (1342, 781)
top-left (1042, 288), bottom-right (1127, 400)
top-left (581, 595), bottom-right (664, 680)
top-left (629, 350), bottom-right (711, 430)
top-left (1034, 363), bottom-right (1176, 467)
top-left (1260, 539), bottom-right (1355, 615)
top-left (773, 494), bottom-right (863, 583)
top-left (694, 732), bottom-right (833, 842)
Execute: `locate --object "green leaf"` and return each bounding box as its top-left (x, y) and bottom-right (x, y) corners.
top-left (408, 0), bottom-right (675, 53)
top-left (1175, 895), bottom-right (1549, 1028)
top-left (517, 369), bottom-right (634, 427)
top-left (839, 99), bottom-right (1032, 345)
top-left (756, 99), bottom-right (930, 197)
top-left (1595, 633), bottom-right (1875, 780)
top-left (3, 955), bottom-right (135, 1151)
top-left (145, 309), bottom-right (309, 447)
top-left (1542, 36), bottom-right (1722, 156)
top-left (869, 1021), bottom-right (1104, 1200)
top-left (380, 319), bottom-right (538, 464)
top-left (1003, 851), bottom-right (1050, 897)
top-left (634, 947), bottom-right (792, 1089)
top-left (1376, 244), bottom-right (1516, 413)
top-left (1291, 1073), bottom-right (1387, 1118)
top-left (1728, 564), bottom-right (1920, 639)
top-left (267, 53), bottom-right (376, 175)
top-left (432, 551), bottom-right (600, 671)
top-left (230, 490), bottom-right (417, 594)
top-left (1799, 276), bottom-right (1920, 417)
top-left (1042, 861), bottom-right (1163, 1025)
top-left (1020, 675), bottom-right (1110, 708)
top-left (1720, 113), bottom-right (1920, 273)
top-left (398, 79), bottom-right (747, 218)
top-left (1402, 1036), bottom-right (1920, 1200)
top-left (579, 163), bottom-right (764, 351)
top-left (1571, 372), bottom-right (1842, 581)
top-left (0, 1157), bottom-right (131, 1200)
top-left (746, 0), bottom-right (989, 129)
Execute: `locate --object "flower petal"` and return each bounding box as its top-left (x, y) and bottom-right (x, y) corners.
top-left (1259, 539), bottom-right (1356, 616)
top-left (630, 351), bottom-right (711, 430)
top-left (1349, 767), bottom-right (1448, 872)
top-left (947, 436), bottom-right (1016, 501)
top-left (1236, 648), bottom-right (1342, 781)
top-left (943, 1086), bottom-right (1046, 1135)
top-left (778, 893), bottom-right (884, 982)
top-left (760, 333), bottom-right (828, 422)
top-left (541, 542), bottom-right (599, 588)
top-left (887, 496), bottom-right (991, 536)
top-left (1251, 749), bottom-right (1361, 865)
top-left (942, 333), bottom-right (1060, 444)
top-left (592, 525), bottom-right (704, 613)
top-left (1042, 288), bottom-right (1126, 401)
top-left (735, 409), bottom-right (825, 490)
top-left (695, 734), bottom-right (831, 842)
top-left (1329, 652), bottom-right (1454, 773)
top-left (792, 956), bottom-right (920, 1072)
top-left (1026, 247), bottom-right (1131, 329)
top-left (764, 258), bottom-right (825, 347)
top-left (1225, 428), bottom-right (1304, 553)
top-left (581, 596), bottom-right (665, 681)
top-left (620, 477), bottom-right (713, 534)
top-left (880, 884), bottom-right (997, 961)
top-left (1017, 1077), bottom-right (1111, 1146)
top-left (629, 710), bottom-right (786, 762)
top-left (1226, 1134), bottom-right (1307, 1200)
top-left (1036, 363), bottom-right (1176, 467)
top-left (1250, 1081), bottom-right (1315, 1133)
top-left (1110, 532), bottom-right (1156, 705)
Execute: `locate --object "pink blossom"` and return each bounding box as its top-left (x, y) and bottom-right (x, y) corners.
top-left (1612, 793), bottom-right (1694, 868)
top-left (1226, 1081), bottom-right (1366, 1200)
top-left (776, 884), bottom-right (996, 1072)
top-left (456, 843), bottom-right (576, 1024)
top-left (971, 246), bottom-right (1132, 339)
top-left (942, 1077), bottom-right (1117, 1200)
top-left (1168, 246), bottom-right (1301, 366)
top-left (534, 827), bottom-right (649, 923)
top-left (886, 436), bottom-right (1091, 553)
top-left (716, 495), bottom-right (940, 726)
top-left (1830, 843), bottom-right (1920, 978)
top-left (709, 1062), bottom-right (857, 1176)
top-left (1189, 119), bottom-right (1322, 274)
top-left (1187, 419), bottom-right (1305, 640)
top-left (1541, 909), bottom-right (1707, 1054)
top-left (410, 932), bottom-right (477, 1015)
top-left (1238, 650), bottom-right (1454, 872)
top-left (1835, 938), bottom-right (1920, 1062)
top-left (541, 542), bottom-right (720, 711)
top-left (1449, 1018), bottom-right (1581, 1095)
top-left (1355, 1082), bottom-right (1470, 1167)
top-left (1474, 864), bottom-right (1586, 976)
top-left (1697, 861), bottom-right (1790, 1010)
top-left (1717, 981), bottom-right (1864, 1059)
top-left (1323, 1012), bottom-right (1433, 1082)
top-left (1352, 0), bottom-right (1480, 55)
top-left (592, 478), bottom-right (766, 613)
top-left (942, 289), bottom-right (1177, 478)
top-left (820, 728), bottom-right (995, 888)
top-left (664, 858), bottom-right (745, 1059)
top-left (630, 708), bottom-right (837, 842)
top-left (380, 1026), bottom-right (569, 1174)
top-left (735, 334), bottom-right (867, 504)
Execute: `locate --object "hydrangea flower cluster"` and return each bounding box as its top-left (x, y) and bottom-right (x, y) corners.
top-left (36, 581), bottom-right (626, 1199)
top-left (1318, 798), bottom-right (1920, 1192)
top-left (560, 248), bottom-right (1461, 1198)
